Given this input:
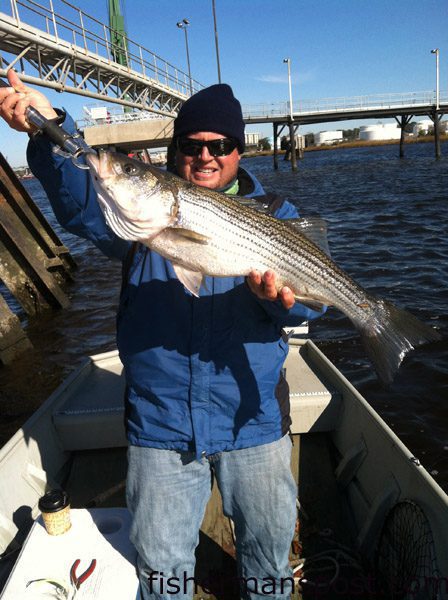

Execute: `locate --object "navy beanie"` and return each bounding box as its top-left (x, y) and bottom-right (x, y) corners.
top-left (173, 84), bottom-right (245, 153)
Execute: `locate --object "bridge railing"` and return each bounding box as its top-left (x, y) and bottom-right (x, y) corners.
top-left (5, 0), bottom-right (203, 96)
top-left (243, 91), bottom-right (448, 119)
top-left (77, 103), bottom-right (167, 129)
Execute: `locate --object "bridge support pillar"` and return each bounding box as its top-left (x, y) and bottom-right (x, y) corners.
top-left (273, 123), bottom-right (279, 170)
top-left (274, 122), bottom-right (300, 171)
top-left (395, 115), bottom-right (413, 158)
top-left (431, 109), bottom-right (442, 159)
top-left (289, 121), bottom-right (298, 172)
top-left (273, 123), bottom-right (289, 170)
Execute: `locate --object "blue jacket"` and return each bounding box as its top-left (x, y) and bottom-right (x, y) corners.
top-left (28, 114), bottom-right (324, 458)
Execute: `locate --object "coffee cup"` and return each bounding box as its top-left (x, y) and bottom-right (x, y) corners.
top-left (38, 490), bottom-right (71, 535)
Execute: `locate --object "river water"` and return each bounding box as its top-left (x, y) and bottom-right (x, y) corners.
top-left (1, 142), bottom-right (447, 491)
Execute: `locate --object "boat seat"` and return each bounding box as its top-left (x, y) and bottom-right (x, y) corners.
top-left (285, 341), bottom-right (342, 433)
top-left (52, 341), bottom-right (341, 451)
top-left (52, 353), bottom-right (127, 451)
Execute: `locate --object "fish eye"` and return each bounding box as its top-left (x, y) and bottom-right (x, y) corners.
top-left (123, 163), bottom-right (137, 175)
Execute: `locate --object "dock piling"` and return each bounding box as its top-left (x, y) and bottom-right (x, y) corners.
top-left (0, 153), bottom-right (76, 363)
top-left (0, 294), bottom-right (32, 364)
top-left (0, 155), bottom-right (76, 278)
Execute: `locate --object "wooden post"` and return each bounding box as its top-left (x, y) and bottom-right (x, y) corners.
top-left (0, 153), bottom-right (76, 315)
top-left (273, 123), bottom-right (279, 170)
top-left (289, 121), bottom-right (297, 171)
top-left (0, 195), bottom-right (71, 314)
top-left (0, 153), bottom-right (78, 363)
top-left (0, 294), bottom-right (32, 364)
top-left (0, 154), bottom-right (76, 278)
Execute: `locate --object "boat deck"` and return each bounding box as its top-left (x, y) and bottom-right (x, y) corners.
top-left (2, 340), bottom-right (447, 598)
top-left (62, 432), bottom-right (363, 600)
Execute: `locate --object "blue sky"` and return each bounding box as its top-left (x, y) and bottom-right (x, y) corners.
top-left (1, 0), bottom-right (446, 166)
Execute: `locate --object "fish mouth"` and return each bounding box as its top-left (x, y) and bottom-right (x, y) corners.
top-left (85, 152), bottom-right (99, 173)
top-left (85, 151), bottom-right (115, 180)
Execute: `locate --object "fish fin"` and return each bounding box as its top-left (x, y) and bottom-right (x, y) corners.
top-left (170, 228), bottom-right (210, 244)
top-left (286, 217), bottom-right (331, 257)
top-left (293, 294), bottom-right (327, 311)
top-left (356, 298), bottom-right (442, 385)
top-left (172, 264), bottom-right (203, 297)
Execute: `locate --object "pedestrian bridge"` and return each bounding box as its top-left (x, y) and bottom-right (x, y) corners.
top-left (243, 91), bottom-right (448, 125)
top-left (0, 0), bottom-right (203, 116)
top-left (78, 90), bottom-right (447, 152)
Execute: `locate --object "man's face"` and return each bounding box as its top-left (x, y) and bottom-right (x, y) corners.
top-left (175, 131), bottom-right (240, 190)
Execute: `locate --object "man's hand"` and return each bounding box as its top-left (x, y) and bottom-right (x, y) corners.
top-left (0, 69), bottom-right (57, 133)
top-left (247, 269), bottom-right (295, 310)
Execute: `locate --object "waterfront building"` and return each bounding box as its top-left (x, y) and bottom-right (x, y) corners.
top-left (245, 132), bottom-right (260, 150)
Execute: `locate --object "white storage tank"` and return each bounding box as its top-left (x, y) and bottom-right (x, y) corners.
top-left (314, 130), bottom-right (343, 146)
top-left (359, 123), bottom-right (401, 141)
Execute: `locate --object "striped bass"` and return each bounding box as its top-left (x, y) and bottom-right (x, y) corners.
top-left (87, 150), bottom-right (441, 384)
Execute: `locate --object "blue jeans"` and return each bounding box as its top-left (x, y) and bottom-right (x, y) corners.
top-left (126, 435), bottom-right (297, 599)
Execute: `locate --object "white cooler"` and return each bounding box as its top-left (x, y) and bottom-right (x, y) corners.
top-left (0, 508), bottom-right (139, 599)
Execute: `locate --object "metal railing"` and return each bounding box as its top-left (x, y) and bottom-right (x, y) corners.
top-left (77, 88), bottom-right (448, 131)
top-left (77, 103), bottom-right (167, 129)
top-left (243, 91), bottom-right (448, 120)
top-left (2, 0), bottom-right (203, 96)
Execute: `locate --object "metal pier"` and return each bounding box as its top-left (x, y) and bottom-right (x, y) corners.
top-left (0, 0), bottom-right (203, 116)
top-left (243, 92), bottom-right (447, 169)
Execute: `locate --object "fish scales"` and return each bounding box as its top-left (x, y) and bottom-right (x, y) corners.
top-left (177, 187), bottom-right (367, 317)
top-left (86, 150), bottom-right (442, 384)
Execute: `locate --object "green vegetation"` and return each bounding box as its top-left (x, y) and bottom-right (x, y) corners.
top-left (259, 137), bottom-right (271, 151)
top-left (342, 128), bottom-right (360, 141)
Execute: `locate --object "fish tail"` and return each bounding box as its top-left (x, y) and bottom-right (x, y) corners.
top-left (356, 298), bottom-right (441, 385)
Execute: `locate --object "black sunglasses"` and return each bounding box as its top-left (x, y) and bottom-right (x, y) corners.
top-left (176, 137), bottom-right (239, 157)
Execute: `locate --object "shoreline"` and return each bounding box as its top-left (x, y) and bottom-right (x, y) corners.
top-left (242, 135), bottom-right (448, 158)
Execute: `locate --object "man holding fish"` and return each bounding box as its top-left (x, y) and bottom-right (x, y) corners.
top-left (0, 71), bottom-right (326, 598)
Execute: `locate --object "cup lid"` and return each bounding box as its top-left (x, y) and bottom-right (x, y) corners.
top-left (38, 489), bottom-right (70, 513)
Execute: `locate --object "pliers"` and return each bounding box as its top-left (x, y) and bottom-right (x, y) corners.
top-left (70, 558), bottom-right (97, 594)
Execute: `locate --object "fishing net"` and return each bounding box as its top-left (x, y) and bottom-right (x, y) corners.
top-left (375, 500), bottom-right (441, 599)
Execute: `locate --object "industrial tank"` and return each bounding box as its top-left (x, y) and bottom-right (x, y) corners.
top-left (314, 130), bottom-right (343, 146)
top-left (359, 123), bottom-right (401, 141)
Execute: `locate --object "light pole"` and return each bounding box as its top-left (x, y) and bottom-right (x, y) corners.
top-left (283, 58), bottom-right (293, 119)
top-left (211, 0), bottom-right (222, 83)
top-left (177, 19), bottom-right (192, 95)
top-left (431, 48), bottom-right (439, 110)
